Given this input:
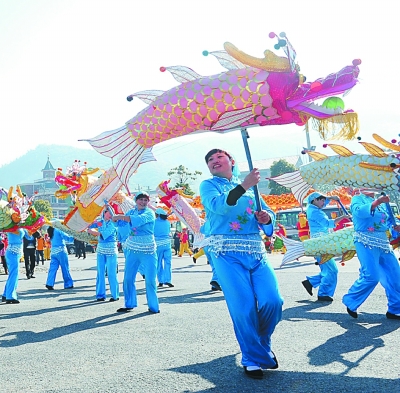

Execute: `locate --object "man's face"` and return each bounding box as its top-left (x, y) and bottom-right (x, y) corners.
top-left (313, 197), bottom-right (326, 209)
top-left (206, 152), bottom-right (234, 178)
top-left (136, 197), bottom-right (149, 210)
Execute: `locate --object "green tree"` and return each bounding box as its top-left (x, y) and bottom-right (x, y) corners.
top-left (167, 165), bottom-right (202, 196)
top-left (34, 199), bottom-right (53, 221)
top-left (268, 159), bottom-right (296, 195)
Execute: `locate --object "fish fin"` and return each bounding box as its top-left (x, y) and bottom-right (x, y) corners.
top-left (207, 50), bottom-right (246, 70)
top-left (164, 66), bottom-right (202, 83)
top-left (358, 142), bottom-right (388, 157)
top-left (307, 152), bottom-right (328, 161)
top-left (359, 162), bottom-right (393, 172)
top-left (127, 90), bottom-right (165, 105)
top-left (81, 126), bottom-right (154, 188)
top-left (280, 236), bottom-right (305, 267)
top-left (326, 144), bottom-right (354, 157)
top-left (319, 254), bottom-right (335, 264)
top-left (268, 171), bottom-right (311, 205)
top-left (210, 107), bottom-right (254, 131)
top-left (342, 250), bottom-right (356, 262)
top-left (372, 133), bottom-right (400, 152)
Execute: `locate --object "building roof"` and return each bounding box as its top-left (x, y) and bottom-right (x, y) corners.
top-left (237, 155), bottom-right (303, 172)
top-left (42, 157), bottom-right (55, 171)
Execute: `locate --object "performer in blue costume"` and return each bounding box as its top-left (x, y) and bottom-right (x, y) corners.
top-left (88, 206), bottom-right (119, 302)
top-left (112, 192), bottom-right (159, 314)
top-left (45, 227), bottom-right (74, 290)
top-left (199, 148), bottom-right (283, 380)
top-left (2, 229), bottom-right (25, 304)
top-left (154, 208), bottom-right (174, 288)
top-left (301, 192), bottom-right (344, 302)
top-left (343, 189), bottom-right (400, 320)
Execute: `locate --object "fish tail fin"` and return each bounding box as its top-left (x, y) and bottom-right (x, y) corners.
top-left (81, 126), bottom-right (156, 188)
top-left (268, 170), bottom-right (311, 204)
top-left (280, 236), bottom-right (305, 267)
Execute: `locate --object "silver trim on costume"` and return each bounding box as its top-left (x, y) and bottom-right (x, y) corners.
top-left (7, 244), bottom-right (23, 255)
top-left (155, 238), bottom-right (171, 247)
top-left (353, 231), bottom-right (392, 252)
top-left (208, 234), bottom-right (265, 257)
top-left (124, 235), bottom-right (156, 254)
top-left (97, 242), bottom-right (118, 255)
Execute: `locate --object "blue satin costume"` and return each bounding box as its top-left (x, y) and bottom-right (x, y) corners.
top-left (121, 207), bottom-right (159, 312)
top-left (306, 203), bottom-right (338, 297)
top-left (154, 217), bottom-right (173, 285)
top-left (96, 219), bottom-right (119, 300)
top-left (343, 194), bottom-right (400, 314)
top-left (46, 228), bottom-right (74, 289)
top-left (2, 229), bottom-right (24, 301)
top-left (200, 175), bottom-right (283, 369)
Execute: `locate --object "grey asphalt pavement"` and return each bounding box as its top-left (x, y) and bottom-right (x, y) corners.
top-left (1, 251), bottom-right (399, 393)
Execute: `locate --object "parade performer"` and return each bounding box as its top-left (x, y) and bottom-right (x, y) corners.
top-left (178, 228), bottom-right (193, 257)
top-left (343, 190), bottom-right (400, 319)
top-left (154, 208), bottom-right (174, 288)
top-left (45, 227), bottom-right (74, 290)
top-left (112, 192), bottom-right (159, 313)
top-left (0, 233), bottom-right (8, 275)
top-left (301, 192), bottom-right (344, 302)
top-left (200, 148), bottom-right (282, 379)
top-left (1, 229), bottom-right (24, 304)
top-left (296, 212), bottom-right (310, 241)
top-left (88, 206), bottom-right (119, 302)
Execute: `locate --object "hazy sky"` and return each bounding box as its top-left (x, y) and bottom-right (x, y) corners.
top-left (1, 0), bottom-right (399, 169)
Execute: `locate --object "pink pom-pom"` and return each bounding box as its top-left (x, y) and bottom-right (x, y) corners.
top-left (391, 139), bottom-right (397, 144)
top-left (269, 32), bottom-right (276, 38)
top-left (323, 144), bottom-right (328, 148)
top-left (352, 59), bottom-right (362, 66)
top-left (159, 66), bottom-right (166, 72)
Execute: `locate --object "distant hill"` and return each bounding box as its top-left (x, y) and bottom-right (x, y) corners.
top-left (0, 130), bottom-right (305, 194)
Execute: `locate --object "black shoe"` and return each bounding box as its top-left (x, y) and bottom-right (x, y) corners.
top-left (64, 286), bottom-right (74, 289)
top-left (109, 298), bottom-right (119, 302)
top-left (210, 281), bottom-right (222, 291)
top-left (117, 307), bottom-right (133, 312)
top-left (142, 275), bottom-right (145, 279)
top-left (346, 307), bottom-right (358, 318)
top-left (158, 283), bottom-right (164, 288)
top-left (6, 299), bottom-right (20, 304)
top-left (302, 280), bottom-right (313, 296)
top-left (46, 285), bottom-right (54, 290)
top-left (97, 298), bottom-right (106, 302)
top-left (148, 308), bottom-right (160, 314)
top-left (386, 311), bottom-right (400, 320)
top-left (26, 275), bottom-right (31, 280)
top-left (317, 296), bottom-right (333, 302)
top-left (192, 257), bottom-right (196, 264)
top-left (244, 366), bottom-right (263, 379)
top-left (1, 296), bottom-right (6, 302)
top-left (165, 283), bottom-right (174, 288)
top-left (30, 275), bottom-right (35, 279)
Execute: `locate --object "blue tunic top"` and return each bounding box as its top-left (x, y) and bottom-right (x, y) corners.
top-left (51, 228), bottom-right (74, 254)
top-left (351, 194), bottom-right (391, 251)
top-left (154, 217), bottom-right (171, 247)
top-left (124, 207), bottom-right (156, 254)
top-left (199, 176), bottom-right (275, 256)
top-left (306, 204), bottom-right (335, 237)
top-left (97, 219), bottom-right (118, 255)
top-left (6, 229), bottom-right (25, 254)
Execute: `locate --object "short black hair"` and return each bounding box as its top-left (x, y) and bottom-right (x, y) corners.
top-left (205, 149), bottom-right (233, 163)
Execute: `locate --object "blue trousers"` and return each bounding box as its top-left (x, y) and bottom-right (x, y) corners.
top-left (46, 251), bottom-right (74, 288)
top-left (307, 257), bottom-right (338, 297)
top-left (123, 250), bottom-right (159, 312)
top-left (212, 251), bottom-right (283, 369)
top-left (156, 244), bottom-right (172, 284)
top-left (96, 253), bottom-right (119, 300)
top-left (343, 243), bottom-right (400, 314)
top-left (2, 251), bottom-right (21, 300)
top-left (204, 247), bottom-right (219, 286)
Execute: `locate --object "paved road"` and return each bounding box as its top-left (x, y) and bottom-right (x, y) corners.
top-left (1, 251), bottom-right (399, 393)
